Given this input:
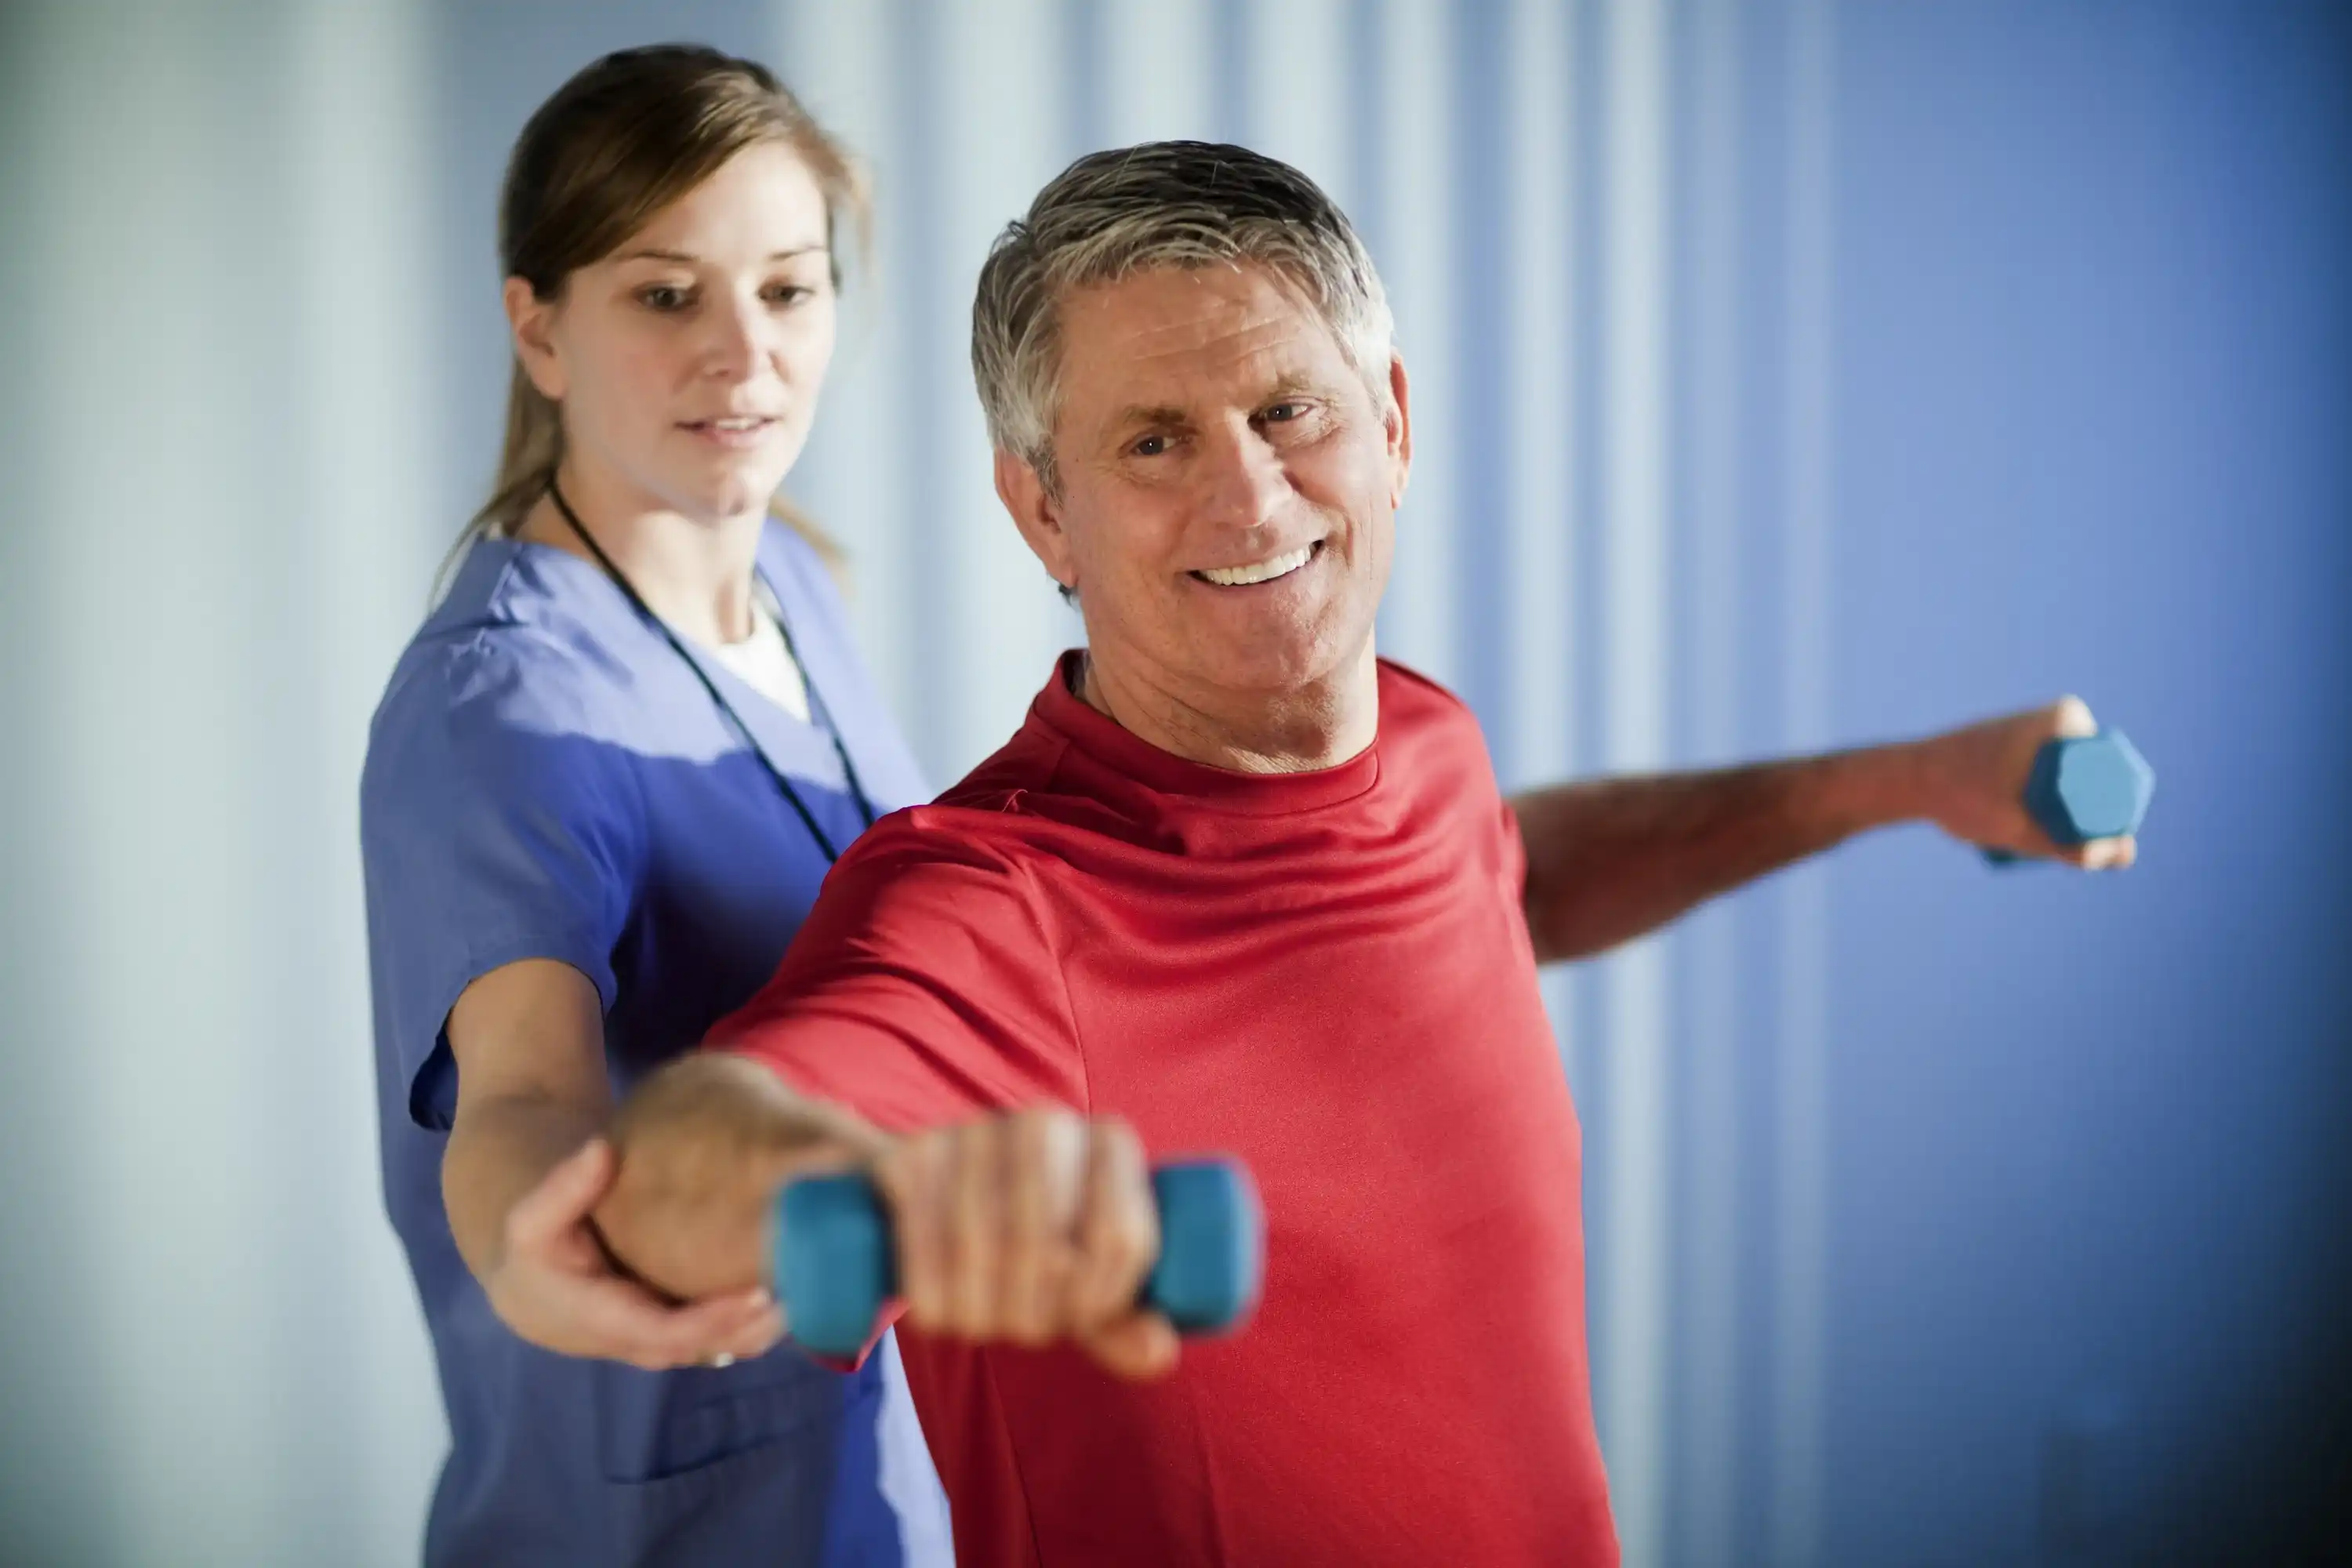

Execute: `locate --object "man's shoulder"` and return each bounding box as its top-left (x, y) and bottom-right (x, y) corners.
top-left (829, 715), bottom-right (1152, 891)
top-left (1375, 658), bottom-right (1488, 748)
top-left (1367, 657), bottom-right (1515, 828)
top-left (783, 797), bottom-right (1072, 985)
top-left (828, 730), bottom-right (1069, 882)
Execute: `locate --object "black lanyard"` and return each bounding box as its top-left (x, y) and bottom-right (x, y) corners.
top-left (547, 480), bottom-right (877, 864)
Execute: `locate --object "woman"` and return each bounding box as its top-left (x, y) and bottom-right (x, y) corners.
top-left (361, 45), bottom-right (951, 1566)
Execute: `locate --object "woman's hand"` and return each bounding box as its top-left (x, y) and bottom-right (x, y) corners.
top-left (442, 959), bottom-right (782, 1370)
top-left (485, 1134), bottom-right (783, 1371)
top-left (594, 1054), bottom-right (882, 1305)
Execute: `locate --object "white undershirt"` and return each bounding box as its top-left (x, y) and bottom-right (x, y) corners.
top-left (704, 579), bottom-right (811, 723)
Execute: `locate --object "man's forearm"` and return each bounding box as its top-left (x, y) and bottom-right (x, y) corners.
top-left (1512, 742), bottom-right (1926, 964)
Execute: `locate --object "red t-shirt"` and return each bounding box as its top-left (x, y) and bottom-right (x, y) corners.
top-left (715, 654), bottom-right (1617, 1566)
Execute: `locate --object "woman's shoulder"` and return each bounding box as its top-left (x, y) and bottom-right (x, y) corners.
top-left (360, 626), bottom-right (652, 880)
top-left (374, 627), bottom-right (623, 750)
top-left (363, 550), bottom-right (648, 815)
top-left (380, 538), bottom-right (642, 736)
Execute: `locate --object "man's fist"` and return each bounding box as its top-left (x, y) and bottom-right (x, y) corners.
top-left (1915, 695), bottom-right (2138, 869)
top-left (873, 1108), bottom-right (1179, 1380)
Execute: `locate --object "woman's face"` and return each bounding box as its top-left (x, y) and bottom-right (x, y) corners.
top-left (510, 140), bottom-right (839, 524)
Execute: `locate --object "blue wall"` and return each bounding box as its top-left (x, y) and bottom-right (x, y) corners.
top-left (1820, 3), bottom-right (2352, 1562)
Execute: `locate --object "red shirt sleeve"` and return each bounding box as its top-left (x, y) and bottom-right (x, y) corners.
top-left (706, 811), bottom-right (1087, 1129)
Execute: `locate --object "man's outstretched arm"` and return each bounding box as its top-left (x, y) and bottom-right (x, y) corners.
top-left (1514, 696), bottom-right (2137, 964)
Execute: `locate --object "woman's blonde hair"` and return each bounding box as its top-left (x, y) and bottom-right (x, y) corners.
top-left (459, 44), bottom-right (866, 573)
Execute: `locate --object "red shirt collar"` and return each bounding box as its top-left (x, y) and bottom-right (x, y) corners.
top-left (1026, 650), bottom-right (1383, 815)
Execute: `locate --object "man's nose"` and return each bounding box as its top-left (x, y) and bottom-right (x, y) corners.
top-left (1197, 426), bottom-right (1290, 529)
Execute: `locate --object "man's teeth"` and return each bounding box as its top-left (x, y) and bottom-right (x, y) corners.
top-left (1198, 545), bottom-right (1314, 587)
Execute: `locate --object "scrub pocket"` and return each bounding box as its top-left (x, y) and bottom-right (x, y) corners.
top-left (594, 1349), bottom-right (845, 1559)
top-left (603, 1432), bottom-right (833, 1565)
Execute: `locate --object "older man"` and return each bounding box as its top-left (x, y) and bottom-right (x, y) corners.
top-left (594, 142), bottom-right (2130, 1566)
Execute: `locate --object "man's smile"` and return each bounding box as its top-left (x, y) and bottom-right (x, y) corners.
top-left (1189, 539), bottom-right (1326, 587)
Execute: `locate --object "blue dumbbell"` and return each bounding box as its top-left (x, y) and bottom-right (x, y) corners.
top-left (1985, 728), bottom-right (2154, 866)
top-left (775, 1157), bottom-right (1264, 1359)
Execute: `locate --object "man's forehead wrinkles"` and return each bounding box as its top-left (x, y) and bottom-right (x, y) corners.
top-left (1058, 267), bottom-right (1354, 442)
top-left (1105, 308), bottom-right (1298, 361)
top-left (1089, 314), bottom-right (1316, 387)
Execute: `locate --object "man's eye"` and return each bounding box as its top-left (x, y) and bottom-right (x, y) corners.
top-left (637, 285), bottom-right (691, 311)
top-left (1131, 434), bottom-right (1168, 458)
top-left (1264, 402), bottom-right (1302, 422)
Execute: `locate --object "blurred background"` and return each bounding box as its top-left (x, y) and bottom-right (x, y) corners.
top-left (1, 0), bottom-right (2346, 1563)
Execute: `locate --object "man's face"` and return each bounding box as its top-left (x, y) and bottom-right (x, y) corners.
top-left (1003, 263), bottom-right (1410, 704)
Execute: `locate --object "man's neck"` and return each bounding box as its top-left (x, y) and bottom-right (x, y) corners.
top-left (1076, 639), bottom-right (1380, 774)
top-left (519, 460), bottom-right (764, 646)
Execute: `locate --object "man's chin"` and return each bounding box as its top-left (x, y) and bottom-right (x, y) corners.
top-left (1193, 632), bottom-right (1367, 699)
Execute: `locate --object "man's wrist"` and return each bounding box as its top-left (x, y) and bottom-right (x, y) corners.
top-left (1806, 739), bottom-right (1940, 839)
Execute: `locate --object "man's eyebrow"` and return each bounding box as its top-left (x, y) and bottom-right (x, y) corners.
top-left (612, 244), bottom-right (830, 264)
top-left (1105, 376), bottom-right (1329, 434)
top-left (1260, 370), bottom-right (1323, 401)
top-left (1106, 404), bottom-right (1192, 432)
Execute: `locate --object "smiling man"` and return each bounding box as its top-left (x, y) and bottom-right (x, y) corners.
top-left (591, 142), bottom-right (2134, 1568)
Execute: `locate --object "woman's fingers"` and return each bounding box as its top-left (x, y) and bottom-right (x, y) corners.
top-left (504, 1137), bottom-right (615, 1258)
top-left (721, 1297), bottom-right (789, 1360)
top-left (489, 1137), bottom-right (788, 1370)
top-left (567, 1277), bottom-right (783, 1370)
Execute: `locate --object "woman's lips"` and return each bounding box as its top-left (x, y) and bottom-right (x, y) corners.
top-left (680, 415), bottom-right (779, 451)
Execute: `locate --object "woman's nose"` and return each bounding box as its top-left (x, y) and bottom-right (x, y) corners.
top-left (698, 292), bottom-right (770, 379)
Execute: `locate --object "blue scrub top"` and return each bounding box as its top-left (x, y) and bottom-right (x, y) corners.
top-left (361, 524), bottom-right (952, 1567)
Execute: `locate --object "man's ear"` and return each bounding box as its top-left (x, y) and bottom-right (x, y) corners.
top-left (503, 276), bottom-right (567, 402)
top-left (995, 447), bottom-right (1080, 595)
top-left (1384, 350), bottom-right (1414, 513)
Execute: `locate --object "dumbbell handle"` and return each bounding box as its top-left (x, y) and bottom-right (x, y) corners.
top-left (1986, 728), bottom-right (2154, 866)
top-left (774, 1157), bottom-right (1264, 1359)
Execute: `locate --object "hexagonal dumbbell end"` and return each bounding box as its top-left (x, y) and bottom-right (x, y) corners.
top-left (2024, 729), bottom-right (2154, 846)
top-left (1986, 728), bottom-right (2154, 866)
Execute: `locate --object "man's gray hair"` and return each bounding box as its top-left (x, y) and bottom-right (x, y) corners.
top-left (971, 140), bottom-right (1396, 493)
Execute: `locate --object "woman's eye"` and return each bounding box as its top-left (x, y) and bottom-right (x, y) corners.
top-left (764, 283), bottom-right (815, 307)
top-left (637, 285), bottom-right (690, 312)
